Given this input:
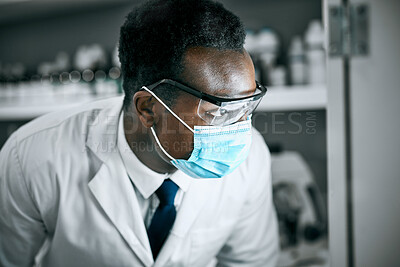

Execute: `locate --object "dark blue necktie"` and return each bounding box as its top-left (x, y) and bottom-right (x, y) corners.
top-left (147, 179), bottom-right (179, 259)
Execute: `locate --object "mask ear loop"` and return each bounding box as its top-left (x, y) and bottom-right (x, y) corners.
top-left (150, 126), bottom-right (176, 162)
top-left (141, 86), bottom-right (195, 134)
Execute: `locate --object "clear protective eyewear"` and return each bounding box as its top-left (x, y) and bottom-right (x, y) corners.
top-left (141, 79), bottom-right (267, 126)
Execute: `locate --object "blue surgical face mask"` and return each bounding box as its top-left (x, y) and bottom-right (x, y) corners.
top-left (143, 86), bottom-right (252, 179)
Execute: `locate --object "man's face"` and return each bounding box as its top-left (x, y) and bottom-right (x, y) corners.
top-left (151, 46), bottom-right (256, 162)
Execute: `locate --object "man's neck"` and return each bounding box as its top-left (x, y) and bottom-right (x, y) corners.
top-left (123, 111), bottom-right (176, 174)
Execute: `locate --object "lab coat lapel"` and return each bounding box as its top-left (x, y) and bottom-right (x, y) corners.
top-left (86, 97), bottom-right (153, 266)
top-left (88, 158), bottom-right (153, 266)
top-left (155, 178), bottom-right (218, 266)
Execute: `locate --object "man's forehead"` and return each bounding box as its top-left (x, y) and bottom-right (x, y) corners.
top-left (180, 46), bottom-right (255, 98)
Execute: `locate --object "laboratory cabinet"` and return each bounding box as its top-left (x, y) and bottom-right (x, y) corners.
top-left (325, 0), bottom-right (400, 266)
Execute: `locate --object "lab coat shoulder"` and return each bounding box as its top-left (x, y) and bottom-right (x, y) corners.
top-left (247, 127), bottom-right (272, 172)
top-left (11, 96), bottom-right (122, 165)
top-left (0, 130), bottom-right (46, 266)
top-left (15, 96), bottom-right (123, 143)
top-left (1, 96), bottom-right (123, 232)
top-left (239, 127), bottom-right (272, 210)
top-left (0, 96), bottom-right (129, 266)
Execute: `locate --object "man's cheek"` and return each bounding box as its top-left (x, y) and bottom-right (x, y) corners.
top-left (179, 111), bottom-right (197, 130)
top-left (161, 114), bottom-right (178, 135)
top-left (172, 135), bottom-right (193, 159)
top-left (173, 140), bottom-right (187, 154)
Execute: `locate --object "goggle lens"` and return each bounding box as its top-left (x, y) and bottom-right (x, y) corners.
top-left (197, 89), bottom-right (262, 126)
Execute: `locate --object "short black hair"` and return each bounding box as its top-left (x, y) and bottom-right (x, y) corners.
top-left (119, 0), bottom-right (246, 110)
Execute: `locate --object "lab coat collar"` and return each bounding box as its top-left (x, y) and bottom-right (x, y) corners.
top-left (88, 156), bottom-right (154, 266)
top-left (85, 96), bottom-right (124, 163)
top-left (117, 110), bottom-right (191, 199)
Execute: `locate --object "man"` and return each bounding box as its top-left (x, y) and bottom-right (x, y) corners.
top-left (0, 0), bottom-right (279, 266)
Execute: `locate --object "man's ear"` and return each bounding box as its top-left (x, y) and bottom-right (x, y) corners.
top-left (133, 91), bottom-right (158, 128)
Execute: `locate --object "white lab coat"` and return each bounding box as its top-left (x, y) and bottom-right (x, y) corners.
top-left (0, 96), bottom-right (279, 267)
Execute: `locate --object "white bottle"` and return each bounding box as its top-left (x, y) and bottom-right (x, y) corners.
top-left (244, 29), bottom-right (257, 55)
top-left (256, 28), bottom-right (280, 85)
top-left (244, 30), bottom-right (261, 81)
top-left (270, 66), bottom-right (287, 87)
top-left (289, 36), bottom-right (306, 85)
top-left (305, 20), bottom-right (326, 85)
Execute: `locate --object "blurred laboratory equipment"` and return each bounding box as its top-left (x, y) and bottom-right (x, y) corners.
top-left (74, 44), bottom-right (107, 71)
top-left (244, 19), bottom-right (326, 87)
top-left (112, 44), bottom-right (121, 67)
top-left (269, 66), bottom-right (287, 86)
top-left (245, 27), bottom-right (281, 86)
top-left (271, 150), bottom-right (328, 267)
top-left (109, 44), bottom-right (122, 80)
top-left (0, 43), bottom-right (122, 107)
top-left (244, 30), bottom-right (261, 81)
top-left (289, 36), bottom-right (307, 85)
top-left (257, 28), bottom-right (280, 76)
top-left (304, 20), bottom-right (326, 85)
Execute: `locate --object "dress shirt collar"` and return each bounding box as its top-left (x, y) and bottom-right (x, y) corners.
top-left (117, 110), bottom-right (191, 199)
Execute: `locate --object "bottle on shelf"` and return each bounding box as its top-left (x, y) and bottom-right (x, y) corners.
top-left (244, 30), bottom-right (262, 82)
top-left (244, 29), bottom-right (257, 55)
top-left (256, 28), bottom-right (280, 86)
top-left (305, 20), bottom-right (326, 85)
top-left (269, 66), bottom-right (287, 87)
top-left (106, 43), bottom-right (122, 95)
top-left (288, 36), bottom-right (307, 86)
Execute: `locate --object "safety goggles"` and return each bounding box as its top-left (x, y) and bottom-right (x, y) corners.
top-left (141, 79), bottom-right (267, 126)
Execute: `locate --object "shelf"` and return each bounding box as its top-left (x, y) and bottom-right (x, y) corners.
top-left (0, 94), bottom-right (122, 121)
top-left (256, 84), bottom-right (327, 112)
top-left (0, 85), bottom-right (327, 120)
